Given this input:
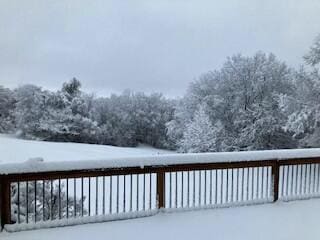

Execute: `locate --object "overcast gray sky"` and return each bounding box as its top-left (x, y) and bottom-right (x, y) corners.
top-left (0, 0), bottom-right (319, 96)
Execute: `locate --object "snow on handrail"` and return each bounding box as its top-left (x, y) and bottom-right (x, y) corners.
top-left (1, 148), bottom-right (320, 175)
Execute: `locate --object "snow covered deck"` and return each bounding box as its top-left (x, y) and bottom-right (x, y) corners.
top-left (1, 199), bottom-right (320, 240)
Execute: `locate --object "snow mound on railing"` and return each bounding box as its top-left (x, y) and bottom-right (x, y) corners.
top-left (1, 148), bottom-right (320, 175)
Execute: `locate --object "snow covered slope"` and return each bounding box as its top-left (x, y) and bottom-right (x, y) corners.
top-left (0, 134), bottom-right (173, 164)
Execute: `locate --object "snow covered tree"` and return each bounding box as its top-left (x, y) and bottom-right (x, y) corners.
top-left (304, 34), bottom-right (320, 67)
top-left (285, 67), bottom-right (320, 147)
top-left (169, 52), bottom-right (297, 152)
top-left (129, 92), bottom-right (175, 148)
top-left (178, 104), bottom-right (221, 153)
top-left (91, 91), bottom-right (174, 148)
top-left (14, 85), bottom-right (50, 138)
top-left (12, 80), bottom-right (99, 143)
top-left (0, 85), bottom-right (15, 132)
top-left (62, 78), bottom-right (82, 101)
top-left (283, 33), bottom-right (320, 147)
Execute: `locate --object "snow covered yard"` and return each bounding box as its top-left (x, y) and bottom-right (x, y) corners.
top-left (0, 134), bottom-right (173, 165)
top-left (3, 133), bottom-right (320, 174)
top-left (1, 199), bottom-right (320, 240)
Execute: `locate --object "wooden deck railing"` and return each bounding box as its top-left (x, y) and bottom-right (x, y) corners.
top-left (1, 157), bottom-right (320, 231)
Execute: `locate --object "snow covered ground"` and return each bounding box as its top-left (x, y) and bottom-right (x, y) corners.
top-left (2, 199), bottom-right (320, 240)
top-left (3, 134), bottom-right (320, 175)
top-left (0, 134), bottom-right (173, 165)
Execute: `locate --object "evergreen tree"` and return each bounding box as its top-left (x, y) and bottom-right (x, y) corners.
top-left (179, 104), bottom-right (220, 153)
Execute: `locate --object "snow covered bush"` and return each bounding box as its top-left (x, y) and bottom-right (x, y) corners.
top-left (11, 181), bottom-right (86, 223)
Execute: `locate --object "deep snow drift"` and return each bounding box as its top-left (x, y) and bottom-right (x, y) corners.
top-left (2, 199), bottom-right (320, 240)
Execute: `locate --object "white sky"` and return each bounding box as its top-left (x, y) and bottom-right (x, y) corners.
top-left (0, 0), bottom-right (319, 96)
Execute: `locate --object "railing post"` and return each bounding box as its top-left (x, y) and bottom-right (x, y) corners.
top-left (272, 161), bottom-right (280, 202)
top-left (157, 171), bottom-right (165, 209)
top-left (0, 178), bottom-right (11, 230)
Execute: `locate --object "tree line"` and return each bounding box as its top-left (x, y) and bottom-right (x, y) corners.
top-left (0, 79), bottom-right (175, 149)
top-left (1, 34), bottom-right (320, 153)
